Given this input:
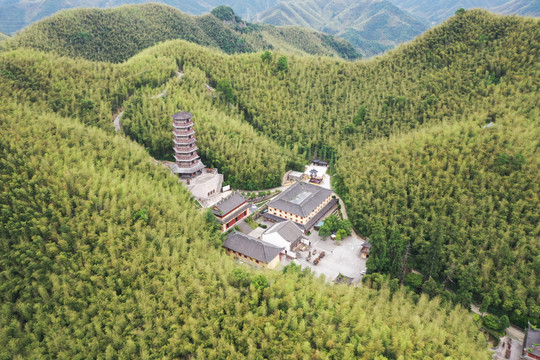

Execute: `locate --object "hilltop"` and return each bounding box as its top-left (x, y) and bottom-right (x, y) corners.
top-left (256, 0), bottom-right (428, 57)
top-left (4, 3), bottom-right (359, 62)
top-left (0, 0), bottom-right (281, 35)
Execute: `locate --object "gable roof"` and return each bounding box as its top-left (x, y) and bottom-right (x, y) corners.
top-left (524, 323), bottom-right (540, 357)
top-left (213, 192), bottom-right (246, 216)
top-left (172, 111), bottom-right (193, 120)
top-left (224, 233), bottom-right (284, 263)
top-left (268, 182), bottom-right (333, 217)
top-left (264, 220), bottom-right (303, 244)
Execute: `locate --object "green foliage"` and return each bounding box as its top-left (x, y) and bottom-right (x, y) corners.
top-left (282, 261), bottom-right (301, 274)
top-left (6, 4), bottom-right (359, 63)
top-left (210, 6), bottom-right (241, 23)
top-left (318, 215), bottom-right (352, 239)
top-left (483, 314), bottom-right (501, 331)
top-left (0, 10), bottom-right (537, 353)
top-left (216, 79), bottom-right (235, 103)
top-left (132, 208), bottom-right (149, 224)
top-left (422, 277), bottom-right (439, 297)
top-left (0, 104), bottom-right (491, 359)
top-left (455, 8), bottom-right (466, 16)
top-left (353, 106), bottom-right (368, 126)
top-left (276, 55), bottom-right (288, 72)
top-left (405, 273), bottom-right (423, 290)
top-left (260, 50), bottom-right (272, 63)
top-left (251, 274), bottom-right (269, 289)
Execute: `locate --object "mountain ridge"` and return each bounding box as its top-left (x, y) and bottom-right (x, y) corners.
top-left (4, 3), bottom-right (360, 62)
top-left (256, 0), bottom-right (429, 57)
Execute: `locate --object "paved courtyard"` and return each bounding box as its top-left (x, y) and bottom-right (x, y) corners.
top-left (492, 335), bottom-right (522, 360)
top-left (304, 164), bottom-right (331, 189)
top-left (282, 230), bottom-right (367, 284)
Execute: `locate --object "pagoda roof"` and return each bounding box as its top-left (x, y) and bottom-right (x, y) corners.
top-left (172, 111), bottom-right (193, 120)
top-left (172, 161), bottom-right (204, 174)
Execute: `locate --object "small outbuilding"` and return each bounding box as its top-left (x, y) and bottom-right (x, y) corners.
top-left (312, 159), bottom-right (329, 167)
top-left (361, 239), bottom-right (372, 259)
top-left (288, 171), bottom-right (306, 182)
top-left (261, 220), bottom-right (306, 259)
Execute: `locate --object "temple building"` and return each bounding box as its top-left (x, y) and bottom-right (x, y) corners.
top-left (171, 111), bottom-right (223, 205)
top-left (213, 192), bottom-right (251, 232)
top-left (172, 111), bottom-right (204, 178)
top-left (223, 232), bottom-right (283, 269)
top-left (263, 182), bottom-right (338, 232)
top-left (523, 323), bottom-right (540, 360)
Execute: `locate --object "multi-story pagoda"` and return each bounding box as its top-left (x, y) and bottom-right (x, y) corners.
top-left (172, 111), bottom-right (205, 178)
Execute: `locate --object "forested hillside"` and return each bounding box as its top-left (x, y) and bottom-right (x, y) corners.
top-left (335, 117), bottom-right (539, 325)
top-left (0, 5), bottom-right (538, 342)
top-left (5, 3), bottom-right (359, 62)
top-left (0, 32), bottom-right (9, 42)
top-left (0, 0), bottom-right (280, 35)
top-left (256, 0), bottom-right (428, 57)
top-left (98, 10), bottom-right (537, 322)
top-left (0, 106), bottom-right (490, 358)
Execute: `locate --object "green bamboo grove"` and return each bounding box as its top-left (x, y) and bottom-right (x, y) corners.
top-left (0, 5), bottom-right (538, 357)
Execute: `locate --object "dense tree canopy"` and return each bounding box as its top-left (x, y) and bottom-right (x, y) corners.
top-left (0, 103), bottom-right (490, 358)
top-left (0, 5), bottom-right (538, 345)
top-left (5, 4), bottom-right (360, 63)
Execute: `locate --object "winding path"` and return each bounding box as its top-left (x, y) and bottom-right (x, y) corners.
top-left (113, 111), bottom-right (123, 132)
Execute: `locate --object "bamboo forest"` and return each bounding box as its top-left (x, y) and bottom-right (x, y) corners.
top-left (0, 3), bottom-right (538, 359)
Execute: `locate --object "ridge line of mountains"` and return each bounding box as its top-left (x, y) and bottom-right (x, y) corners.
top-left (0, 0), bottom-right (537, 57)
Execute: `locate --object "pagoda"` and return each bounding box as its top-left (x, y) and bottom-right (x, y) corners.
top-left (171, 111), bottom-right (205, 178)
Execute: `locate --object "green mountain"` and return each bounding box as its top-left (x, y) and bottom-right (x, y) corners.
top-left (0, 31), bottom-right (9, 42)
top-left (0, 0), bottom-right (281, 35)
top-left (5, 4), bottom-right (359, 63)
top-left (75, 9), bottom-right (535, 324)
top-left (0, 7), bottom-right (538, 358)
top-left (256, 0), bottom-right (429, 57)
top-left (0, 17), bottom-right (497, 360)
top-left (390, 0), bottom-right (539, 25)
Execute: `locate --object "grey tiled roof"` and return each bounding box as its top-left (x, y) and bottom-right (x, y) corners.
top-left (262, 198), bottom-right (338, 231)
top-left (224, 233), bottom-right (284, 263)
top-left (216, 203), bottom-right (250, 224)
top-left (268, 182), bottom-right (333, 217)
top-left (213, 192), bottom-right (247, 216)
top-left (265, 220), bottom-right (303, 244)
top-left (172, 111), bottom-right (193, 120)
top-left (524, 323), bottom-right (540, 357)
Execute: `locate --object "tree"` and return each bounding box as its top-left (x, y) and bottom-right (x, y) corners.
top-left (216, 79), bottom-right (235, 103)
top-left (336, 228), bottom-right (347, 241)
top-left (261, 51), bottom-right (272, 63)
top-left (423, 277), bottom-right (438, 297)
top-left (499, 315), bottom-right (510, 330)
top-left (480, 296), bottom-right (491, 315)
top-left (276, 56), bottom-right (288, 72)
top-left (251, 275), bottom-right (269, 290)
top-left (353, 106), bottom-right (367, 126)
top-left (455, 8), bottom-right (466, 16)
